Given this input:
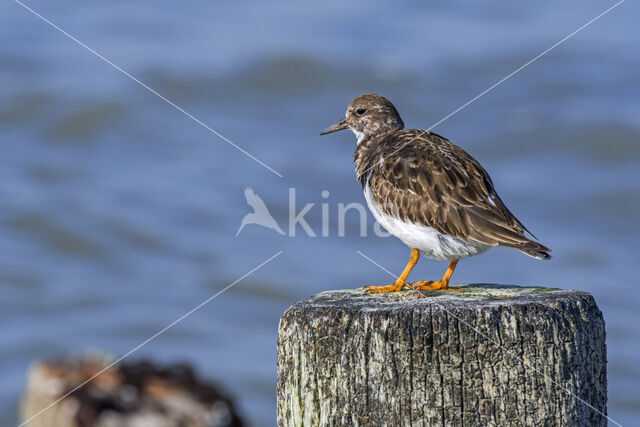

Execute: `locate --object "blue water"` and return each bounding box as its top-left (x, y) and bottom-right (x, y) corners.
top-left (1, 1), bottom-right (639, 425)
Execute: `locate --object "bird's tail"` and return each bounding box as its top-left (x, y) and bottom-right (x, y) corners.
top-left (235, 219), bottom-right (247, 237)
top-left (466, 210), bottom-right (551, 260)
top-left (513, 240), bottom-right (551, 260)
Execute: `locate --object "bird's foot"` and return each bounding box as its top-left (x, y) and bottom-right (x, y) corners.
top-left (364, 280), bottom-right (407, 294)
top-left (412, 280), bottom-right (460, 292)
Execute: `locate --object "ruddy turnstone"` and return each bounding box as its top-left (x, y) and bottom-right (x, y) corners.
top-left (321, 94), bottom-right (550, 293)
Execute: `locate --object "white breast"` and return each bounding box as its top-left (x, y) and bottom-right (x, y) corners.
top-left (364, 183), bottom-right (490, 261)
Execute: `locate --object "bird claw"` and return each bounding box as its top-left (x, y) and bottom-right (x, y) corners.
top-left (364, 281), bottom-right (407, 294)
top-left (412, 280), bottom-right (460, 292)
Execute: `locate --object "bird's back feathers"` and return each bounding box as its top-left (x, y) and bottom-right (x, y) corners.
top-left (355, 129), bottom-right (551, 259)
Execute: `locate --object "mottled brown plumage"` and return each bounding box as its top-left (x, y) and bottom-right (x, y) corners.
top-left (321, 94), bottom-right (550, 293)
top-left (357, 128), bottom-right (550, 259)
top-left (323, 93), bottom-right (550, 260)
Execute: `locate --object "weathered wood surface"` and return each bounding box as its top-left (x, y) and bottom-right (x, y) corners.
top-left (21, 356), bottom-right (244, 427)
top-left (277, 285), bottom-right (607, 426)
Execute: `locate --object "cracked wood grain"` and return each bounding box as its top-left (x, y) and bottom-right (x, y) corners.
top-left (277, 285), bottom-right (607, 426)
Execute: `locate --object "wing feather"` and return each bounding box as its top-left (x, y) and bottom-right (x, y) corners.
top-left (359, 130), bottom-right (550, 257)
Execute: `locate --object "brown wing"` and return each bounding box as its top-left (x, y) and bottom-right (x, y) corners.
top-left (363, 130), bottom-right (551, 259)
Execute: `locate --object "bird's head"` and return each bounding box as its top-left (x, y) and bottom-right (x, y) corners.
top-left (320, 94), bottom-right (404, 143)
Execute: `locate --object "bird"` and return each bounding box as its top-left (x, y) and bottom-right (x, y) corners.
top-left (320, 94), bottom-right (550, 293)
top-left (236, 187), bottom-right (285, 236)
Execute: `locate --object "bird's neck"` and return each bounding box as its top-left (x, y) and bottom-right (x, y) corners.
top-left (351, 128), bottom-right (366, 145)
top-left (354, 132), bottom-right (388, 187)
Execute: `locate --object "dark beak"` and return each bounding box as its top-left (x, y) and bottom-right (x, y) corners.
top-left (320, 117), bottom-right (349, 135)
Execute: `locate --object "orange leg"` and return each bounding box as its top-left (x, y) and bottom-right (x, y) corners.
top-left (365, 248), bottom-right (420, 294)
top-left (413, 260), bottom-right (460, 292)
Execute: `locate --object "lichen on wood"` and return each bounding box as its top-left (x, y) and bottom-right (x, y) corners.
top-left (277, 285), bottom-right (607, 426)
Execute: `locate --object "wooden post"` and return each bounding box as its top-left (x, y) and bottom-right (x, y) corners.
top-left (277, 285), bottom-right (607, 426)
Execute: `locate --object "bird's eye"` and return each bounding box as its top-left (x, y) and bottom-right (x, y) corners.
top-left (355, 108), bottom-right (367, 116)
